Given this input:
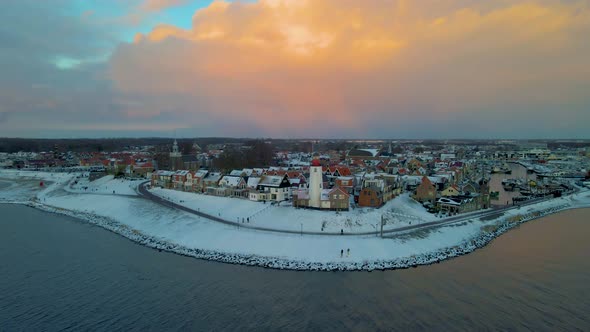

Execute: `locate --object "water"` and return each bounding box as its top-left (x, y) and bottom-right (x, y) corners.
top-left (1, 204), bottom-right (589, 331)
top-left (0, 180), bottom-right (11, 190)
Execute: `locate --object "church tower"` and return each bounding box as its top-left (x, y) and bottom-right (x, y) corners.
top-left (170, 139), bottom-right (182, 170)
top-left (309, 152), bottom-right (323, 208)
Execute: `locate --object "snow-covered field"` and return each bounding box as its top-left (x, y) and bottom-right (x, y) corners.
top-left (67, 175), bottom-right (141, 196)
top-left (150, 188), bottom-right (437, 233)
top-left (2, 169), bottom-right (589, 271)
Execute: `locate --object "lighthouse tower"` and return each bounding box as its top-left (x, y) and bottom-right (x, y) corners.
top-left (309, 153), bottom-right (323, 208)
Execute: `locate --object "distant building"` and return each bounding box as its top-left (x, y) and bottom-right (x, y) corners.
top-left (170, 139), bottom-right (183, 171)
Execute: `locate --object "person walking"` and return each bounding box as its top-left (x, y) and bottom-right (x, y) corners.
top-left (340, 249), bottom-right (343, 257)
top-left (347, 248), bottom-right (350, 257)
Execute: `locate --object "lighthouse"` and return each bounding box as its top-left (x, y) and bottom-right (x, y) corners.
top-left (309, 153), bottom-right (323, 208)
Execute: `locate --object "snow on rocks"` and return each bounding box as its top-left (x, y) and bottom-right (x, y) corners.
top-left (1, 197), bottom-right (578, 272)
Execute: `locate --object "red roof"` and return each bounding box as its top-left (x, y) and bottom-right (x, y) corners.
top-left (421, 176), bottom-right (434, 187)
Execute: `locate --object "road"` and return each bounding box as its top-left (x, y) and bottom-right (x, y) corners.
top-left (137, 181), bottom-right (564, 237)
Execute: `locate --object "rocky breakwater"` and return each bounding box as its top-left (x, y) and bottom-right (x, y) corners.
top-left (6, 199), bottom-right (571, 272)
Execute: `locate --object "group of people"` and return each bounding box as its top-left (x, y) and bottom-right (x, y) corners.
top-left (340, 248), bottom-right (350, 257)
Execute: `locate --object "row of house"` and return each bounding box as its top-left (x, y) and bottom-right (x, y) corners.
top-left (413, 176), bottom-right (490, 214)
top-left (151, 169), bottom-right (294, 203)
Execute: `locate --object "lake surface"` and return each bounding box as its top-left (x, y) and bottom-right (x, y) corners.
top-left (1, 204), bottom-right (589, 331)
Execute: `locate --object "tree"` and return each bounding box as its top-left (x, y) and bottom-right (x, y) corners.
top-left (391, 145), bottom-right (404, 154)
top-left (245, 140), bottom-right (274, 167)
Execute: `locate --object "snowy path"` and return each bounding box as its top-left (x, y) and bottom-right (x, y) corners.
top-left (138, 181), bottom-right (565, 237)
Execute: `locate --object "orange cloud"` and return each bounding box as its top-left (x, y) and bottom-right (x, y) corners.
top-left (140, 0), bottom-right (190, 12)
top-left (109, 0), bottom-right (590, 137)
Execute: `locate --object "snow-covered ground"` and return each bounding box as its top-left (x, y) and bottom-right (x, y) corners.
top-left (67, 175), bottom-right (141, 196)
top-left (2, 169), bottom-right (589, 271)
top-left (150, 188), bottom-right (437, 233)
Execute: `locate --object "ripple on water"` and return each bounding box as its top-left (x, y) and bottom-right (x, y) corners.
top-left (0, 204), bottom-right (589, 331)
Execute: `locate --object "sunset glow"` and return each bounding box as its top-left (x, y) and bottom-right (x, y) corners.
top-left (1, 0), bottom-right (589, 138)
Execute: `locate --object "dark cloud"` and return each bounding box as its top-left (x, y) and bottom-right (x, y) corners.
top-left (0, 0), bottom-right (129, 136)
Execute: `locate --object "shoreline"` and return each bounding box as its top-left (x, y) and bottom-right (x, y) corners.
top-left (0, 199), bottom-right (582, 272)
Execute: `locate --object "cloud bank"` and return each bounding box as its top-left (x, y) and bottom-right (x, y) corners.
top-left (109, 0), bottom-right (590, 138)
top-left (2, 0), bottom-right (589, 138)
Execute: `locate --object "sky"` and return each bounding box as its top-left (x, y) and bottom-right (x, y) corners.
top-left (0, 0), bottom-right (589, 139)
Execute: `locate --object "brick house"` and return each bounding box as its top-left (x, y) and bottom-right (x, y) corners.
top-left (292, 187), bottom-right (350, 211)
top-left (172, 170), bottom-right (190, 190)
top-left (358, 187), bottom-right (383, 207)
top-left (413, 176), bottom-right (437, 204)
top-left (335, 176), bottom-right (355, 193)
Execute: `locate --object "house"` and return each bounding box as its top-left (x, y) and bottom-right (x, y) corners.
top-left (229, 169), bottom-right (246, 177)
top-left (436, 195), bottom-right (479, 214)
top-left (335, 176), bottom-right (355, 193)
top-left (250, 174), bottom-right (292, 202)
top-left (219, 175), bottom-right (248, 197)
top-left (293, 187), bottom-right (350, 211)
top-left (246, 176), bottom-right (261, 189)
top-left (326, 166), bottom-right (353, 177)
top-left (288, 177), bottom-right (303, 188)
top-left (326, 187), bottom-right (350, 210)
top-left (184, 171), bottom-right (194, 191)
top-left (441, 184), bottom-right (460, 197)
top-left (249, 191), bottom-right (270, 202)
top-left (191, 169), bottom-right (209, 192)
top-left (203, 172), bottom-right (222, 190)
top-left (135, 160), bottom-right (154, 176)
top-left (219, 175), bottom-right (247, 189)
top-left (358, 186), bottom-right (383, 207)
top-left (151, 170), bottom-right (174, 189)
top-left (172, 170), bottom-right (190, 190)
top-left (414, 176), bottom-right (437, 204)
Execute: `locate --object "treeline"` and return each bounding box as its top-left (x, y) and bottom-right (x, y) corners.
top-left (213, 140), bottom-right (275, 171)
top-left (0, 137), bottom-right (253, 153)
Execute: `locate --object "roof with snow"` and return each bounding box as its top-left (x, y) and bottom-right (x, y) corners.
top-left (247, 177), bottom-right (261, 188)
top-left (220, 175), bottom-right (244, 187)
top-left (154, 170), bottom-right (174, 176)
top-left (195, 170), bottom-right (209, 178)
top-left (230, 170), bottom-right (244, 176)
top-left (258, 175), bottom-right (287, 187)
